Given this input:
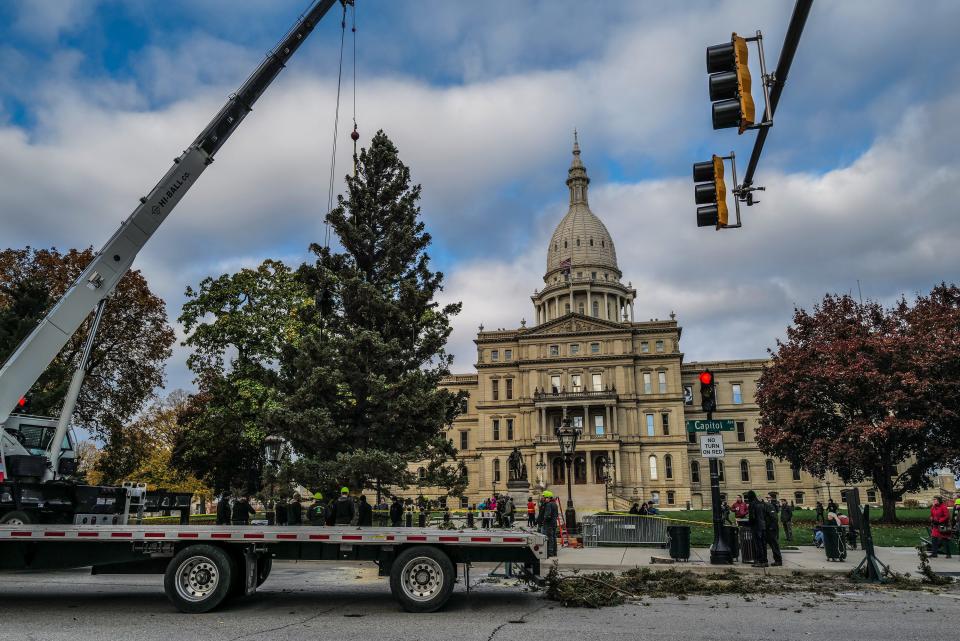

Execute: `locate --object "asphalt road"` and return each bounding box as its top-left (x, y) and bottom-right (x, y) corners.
top-left (0, 561), bottom-right (957, 641)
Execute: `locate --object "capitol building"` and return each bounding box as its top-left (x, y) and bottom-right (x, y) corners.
top-left (423, 137), bottom-right (954, 512)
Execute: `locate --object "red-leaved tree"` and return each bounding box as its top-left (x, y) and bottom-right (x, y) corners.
top-left (756, 284), bottom-right (960, 522)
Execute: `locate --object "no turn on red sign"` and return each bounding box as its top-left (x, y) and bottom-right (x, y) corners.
top-left (699, 433), bottom-right (725, 458)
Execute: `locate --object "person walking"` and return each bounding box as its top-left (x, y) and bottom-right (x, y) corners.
top-left (390, 497), bottom-right (404, 527)
top-left (231, 495), bottom-right (256, 525)
top-left (215, 492), bottom-right (232, 526)
top-left (764, 493), bottom-right (783, 566)
top-left (746, 491), bottom-right (768, 567)
top-left (333, 487), bottom-right (355, 526)
top-left (815, 501), bottom-right (825, 524)
top-left (930, 496), bottom-right (952, 558)
top-left (288, 496), bottom-right (303, 526)
top-left (357, 495), bottom-right (373, 527)
top-left (780, 498), bottom-right (794, 542)
top-left (527, 497), bottom-right (536, 527)
top-left (539, 490), bottom-right (559, 558)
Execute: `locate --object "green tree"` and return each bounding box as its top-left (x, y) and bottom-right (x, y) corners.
top-left (173, 260), bottom-right (306, 493)
top-left (271, 130), bottom-right (465, 496)
top-left (0, 247), bottom-right (175, 436)
top-left (756, 284), bottom-right (960, 522)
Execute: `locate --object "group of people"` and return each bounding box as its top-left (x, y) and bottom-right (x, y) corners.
top-left (628, 501), bottom-right (660, 516)
top-left (476, 494), bottom-right (518, 528)
top-left (928, 494), bottom-right (960, 558)
top-left (215, 487), bottom-right (384, 527)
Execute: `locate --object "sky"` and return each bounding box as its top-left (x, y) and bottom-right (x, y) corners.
top-left (2, 0), bottom-right (959, 401)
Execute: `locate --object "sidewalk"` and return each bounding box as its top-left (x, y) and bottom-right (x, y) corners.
top-left (553, 544), bottom-right (960, 578)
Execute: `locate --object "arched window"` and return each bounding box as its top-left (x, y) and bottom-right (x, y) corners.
top-left (791, 463), bottom-right (801, 481)
top-left (576, 238), bottom-right (581, 247)
top-left (592, 301), bottom-right (599, 317)
top-left (601, 240), bottom-right (605, 247)
top-left (418, 467), bottom-right (426, 481)
top-left (765, 459), bottom-right (776, 481)
top-left (564, 240), bottom-right (568, 248)
top-left (717, 460), bottom-right (725, 482)
top-left (552, 457), bottom-right (565, 484)
top-left (664, 454), bottom-right (673, 480)
top-left (589, 238), bottom-right (594, 246)
top-left (648, 455), bottom-right (658, 481)
top-left (690, 461), bottom-right (701, 483)
top-left (493, 459), bottom-right (501, 483)
top-left (740, 460), bottom-right (750, 482)
top-left (574, 456), bottom-right (587, 484)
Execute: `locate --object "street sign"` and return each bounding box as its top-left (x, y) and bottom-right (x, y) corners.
top-left (686, 419), bottom-right (735, 433)
top-left (700, 433), bottom-right (725, 458)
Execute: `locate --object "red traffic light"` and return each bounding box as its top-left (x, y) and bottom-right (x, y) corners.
top-left (17, 397), bottom-right (27, 408)
top-left (698, 371), bottom-right (713, 385)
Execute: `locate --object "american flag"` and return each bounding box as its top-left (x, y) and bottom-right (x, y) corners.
top-left (559, 257), bottom-right (572, 274)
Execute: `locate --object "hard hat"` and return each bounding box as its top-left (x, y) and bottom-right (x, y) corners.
top-left (313, 492), bottom-right (323, 500)
top-left (542, 490), bottom-right (553, 498)
top-left (341, 487), bottom-right (349, 494)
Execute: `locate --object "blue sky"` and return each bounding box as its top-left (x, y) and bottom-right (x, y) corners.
top-left (2, 0), bottom-right (960, 398)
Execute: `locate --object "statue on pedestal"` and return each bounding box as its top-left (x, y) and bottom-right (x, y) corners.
top-left (508, 447), bottom-right (527, 481)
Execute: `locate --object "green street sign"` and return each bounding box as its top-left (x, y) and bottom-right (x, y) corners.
top-left (686, 419), bottom-right (735, 433)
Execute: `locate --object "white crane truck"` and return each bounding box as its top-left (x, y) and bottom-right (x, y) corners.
top-left (0, 0), bottom-right (546, 613)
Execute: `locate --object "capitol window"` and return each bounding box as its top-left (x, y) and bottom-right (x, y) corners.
top-left (590, 238), bottom-right (594, 246)
top-left (732, 384), bottom-right (743, 404)
top-left (658, 371), bottom-right (667, 393)
top-left (491, 349), bottom-right (499, 362)
top-left (504, 349), bottom-right (512, 361)
top-left (576, 238), bottom-right (580, 246)
top-left (641, 341), bottom-right (649, 353)
top-left (643, 372), bottom-right (652, 394)
top-left (507, 418), bottom-right (514, 440)
top-left (590, 342), bottom-right (600, 354)
top-left (591, 271), bottom-right (596, 280)
top-left (591, 372), bottom-right (602, 389)
top-left (646, 413), bottom-right (655, 436)
top-left (592, 301), bottom-right (599, 317)
top-left (571, 374), bottom-right (582, 391)
top-left (570, 343), bottom-right (580, 355)
top-left (655, 340), bottom-right (664, 353)
top-left (648, 455), bottom-right (658, 480)
top-left (550, 375), bottom-right (560, 393)
top-left (550, 344), bottom-right (559, 356)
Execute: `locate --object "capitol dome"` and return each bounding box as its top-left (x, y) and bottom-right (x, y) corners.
top-left (544, 134), bottom-right (620, 283)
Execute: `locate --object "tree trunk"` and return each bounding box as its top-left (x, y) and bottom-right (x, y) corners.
top-left (879, 491), bottom-right (898, 523)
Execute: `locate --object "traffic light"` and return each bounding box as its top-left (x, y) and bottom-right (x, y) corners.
top-left (692, 155), bottom-right (728, 227)
top-left (699, 371), bottom-right (716, 413)
top-left (706, 34), bottom-right (755, 133)
top-left (13, 396), bottom-right (30, 414)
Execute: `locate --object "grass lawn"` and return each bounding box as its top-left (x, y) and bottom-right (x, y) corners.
top-left (659, 508), bottom-right (934, 548)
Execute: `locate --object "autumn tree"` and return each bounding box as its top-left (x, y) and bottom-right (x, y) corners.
top-left (756, 285), bottom-right (960, 522)
top-left (0, 247), bottom-right (175, 436)
top-left (172, 260), bottom-right (306, 493)
top-left (270, 130), bottom-right (465, 497)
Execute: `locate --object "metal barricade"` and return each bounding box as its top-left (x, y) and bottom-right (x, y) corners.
top-left (581, 514), bottom-right (669, 547)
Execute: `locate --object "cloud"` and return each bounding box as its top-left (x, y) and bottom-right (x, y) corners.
top-left (9, 0), bottom-right (102, 41)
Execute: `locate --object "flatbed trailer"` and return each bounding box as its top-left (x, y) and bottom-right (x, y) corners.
top-left (0, 525), bottom-right (546, 613)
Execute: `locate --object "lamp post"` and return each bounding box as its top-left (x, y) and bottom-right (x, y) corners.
top-left (536, 459), bottom-right (546, 489)
top-left (263, 435), bottom-right (283, 524)
top-left (554, 414), bottom-right (581, 534)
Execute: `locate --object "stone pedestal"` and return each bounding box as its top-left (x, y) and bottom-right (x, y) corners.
top-left (507, 479), bottom-right (531, 509)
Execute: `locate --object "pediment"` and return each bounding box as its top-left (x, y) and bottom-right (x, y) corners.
top-left (522, 313), bottom-right (625, 337)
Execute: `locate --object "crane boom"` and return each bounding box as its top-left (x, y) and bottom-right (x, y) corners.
top-left (0, 0), bottom-right (340, 426)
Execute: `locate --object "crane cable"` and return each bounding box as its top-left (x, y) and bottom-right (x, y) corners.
top-left (350, 2), bottom-right (359, 176)
top-left (322, 0), bottom-right (350, 251)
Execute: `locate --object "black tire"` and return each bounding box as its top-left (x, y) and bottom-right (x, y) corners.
top-left (256, 556), bottom-right (272, 587)
top-left (164, 545), bottom-right (235, 613)
top-left (0, 510), bottom-right (33, 525)
top-left (389, 546), bottom-right (455, 613)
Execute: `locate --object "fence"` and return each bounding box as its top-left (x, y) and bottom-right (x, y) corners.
top-left (581, 514), bottom-right (669, 547)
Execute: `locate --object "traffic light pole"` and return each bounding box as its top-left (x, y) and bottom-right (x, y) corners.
top-left (707, 409), bottom-right (734, 564)
top-left (741, 0), bottom-right (814, 191)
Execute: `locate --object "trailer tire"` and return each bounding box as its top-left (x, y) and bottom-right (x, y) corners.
top-left (164, 545), bottom-right (235, 613)
top-left (0, 510), bottom-right (33, 525)
top-left (389, 546), bottom-right (455, 613)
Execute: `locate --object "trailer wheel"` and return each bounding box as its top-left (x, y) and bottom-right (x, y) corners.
top-left (0, 510), bottom-right (33, 525)
top-left (256, 556), bottom-right (272, 587)
top-left (389, 546), bottom-right (455, 613)
top-left (164, 545), bottom-right (235, 613)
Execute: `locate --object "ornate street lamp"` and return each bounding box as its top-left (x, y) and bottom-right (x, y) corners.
top-left (263, 435), bottom-right (283, 467)
top-left (554, 415), bottom-right (581, 533)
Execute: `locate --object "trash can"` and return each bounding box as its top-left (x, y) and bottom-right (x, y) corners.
top-left (821, 524), bottom-right (845, 561)
top-left (667, 525), bottom-right (691, 561)
top-left (722, 525), bottom-right (740, 561)
top-left (738, 525), bottom-right (755, 564)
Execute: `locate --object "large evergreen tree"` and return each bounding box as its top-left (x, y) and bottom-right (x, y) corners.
top-left (272, 130), bottom-right (464, 496)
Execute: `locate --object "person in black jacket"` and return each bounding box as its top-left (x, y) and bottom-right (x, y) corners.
top-left (287, 497), bottom-right (303, 526)
top-left (746, 491), bottom-right (768, 567)
top-left (332, 487), bottom-right (355, 525)
top-left (215, 492), bottom-right (232, 525)
top-left (357, 495), bottom-right (373, 526)
top-left (390, 497), bottom-right (404, 526)
top-left (231, 495), bottom-right (256, 525)
top-left (274, 500), bottom-right (288, 526)
top-left (538, 491), bottom-right (559, 558)
top-left (780, 498), bottom-right (794, 542)
top-left (765, 494), bottom-right (783, 566)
